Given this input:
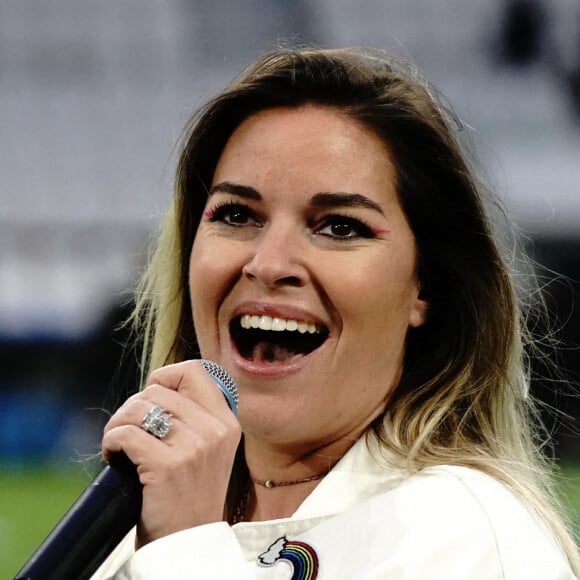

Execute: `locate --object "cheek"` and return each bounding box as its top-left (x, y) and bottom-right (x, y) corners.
top-left (334, 260), bottom-right (420, 363)
top-left (188, 243), bottom-right (222, 333)
top-left (188, 236), bottom-right (245, 335)
top-left (189, 234), bottom-right (227, 301)
top-left (188, 265), bottom-right (227, 360)
top-left (337, 256), bottom-right (418, 318)
top-left (188, 246), bottom-right (207, 310)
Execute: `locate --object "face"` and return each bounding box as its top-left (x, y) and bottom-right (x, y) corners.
top-left (189, 105), bottom-right (428, 450)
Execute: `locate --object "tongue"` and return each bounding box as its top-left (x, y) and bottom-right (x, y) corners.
top-left (251, 342), bottom-right (299, 363)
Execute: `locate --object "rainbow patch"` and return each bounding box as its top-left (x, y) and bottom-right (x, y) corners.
top-left (258, 536), bottom-right (319, 579)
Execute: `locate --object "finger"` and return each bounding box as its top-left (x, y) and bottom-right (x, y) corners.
top-left (102, 408), bottom-right (238, 482)
top-left (104, 384), bottom-right (193, 436)
top-left (103, 393), bottom-right (168, 436)
top-left (101, 423), bottom-right (166, 465)
top-left (145, 360), bottom-right (235, 416)
top-left (101, 420), bottom-right (202, 477)
top-left (104, 387), bottom-right (239, 454)
top-left (105, 386), bottom-right (216, 435)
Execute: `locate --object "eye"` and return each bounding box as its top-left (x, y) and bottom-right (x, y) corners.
top-left (206, 202), bottom-right (259, 227)
top-left (312, 215), bottom-right (375, 240)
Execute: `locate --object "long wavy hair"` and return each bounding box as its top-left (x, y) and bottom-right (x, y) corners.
top-left (129, 48), bottom-right (579, 571)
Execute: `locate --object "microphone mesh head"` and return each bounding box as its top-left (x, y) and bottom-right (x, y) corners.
top-left (199, 359), bottom-right (239, 414)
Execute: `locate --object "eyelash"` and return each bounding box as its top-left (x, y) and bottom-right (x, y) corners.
top-left (205, 201), bottom-right (377, 240)
top-left (205, 201), bottom-right (258, 226)
top-left (310, 214), bottom-right (376, 240)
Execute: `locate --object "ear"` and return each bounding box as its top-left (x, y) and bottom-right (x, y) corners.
top-left (408, 296), bottom-right (429, 328)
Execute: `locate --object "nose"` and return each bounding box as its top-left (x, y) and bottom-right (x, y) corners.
top-left (242, 224), bottom-right (307, 289)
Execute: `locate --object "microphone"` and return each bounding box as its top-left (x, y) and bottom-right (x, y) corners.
top-left (14, 360), bottom-right (239, 580)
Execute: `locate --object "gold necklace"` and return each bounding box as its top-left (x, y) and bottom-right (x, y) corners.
top-left (232, 470), bottom-right (329, 524)
top-left (250, 470), bottom-right (329, 488)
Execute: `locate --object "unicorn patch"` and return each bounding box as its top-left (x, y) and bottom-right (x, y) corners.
top-left (258, 536), bottom-right (319, 579)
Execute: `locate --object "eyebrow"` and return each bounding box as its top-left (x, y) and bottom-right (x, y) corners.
top-left (310, 192), bottom-right (385, 215)
top-left (209, 182), bottom-right (261, 200)
top-left (209, 181), bottom-right (385, 215)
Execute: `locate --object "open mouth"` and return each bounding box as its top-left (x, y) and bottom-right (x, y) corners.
top-left (230, 314), bottom-right (329, 363)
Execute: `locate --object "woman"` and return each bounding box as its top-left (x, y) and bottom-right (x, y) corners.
top-left (95, 48), bottom-right (579, 578)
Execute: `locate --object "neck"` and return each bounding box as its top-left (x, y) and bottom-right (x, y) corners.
top-left (242, 434), bottom-right (348, 485)
top-left (234, 433), bottom-right (361, 523)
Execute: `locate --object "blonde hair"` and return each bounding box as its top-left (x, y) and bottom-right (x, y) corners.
top-left (129, 48), bottom-right (579, 572)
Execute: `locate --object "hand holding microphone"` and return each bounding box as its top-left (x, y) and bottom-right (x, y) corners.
top-left (102, 359), bottom-right (241, 547)
top-left (15, 360), bottom-right (240, 580)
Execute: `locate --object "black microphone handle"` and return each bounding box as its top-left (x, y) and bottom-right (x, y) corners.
top-left (14, 454), bottom-right (142, 580)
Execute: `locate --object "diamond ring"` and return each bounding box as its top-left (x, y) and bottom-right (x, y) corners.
top-left (141, 405), bottom-right (173, 439)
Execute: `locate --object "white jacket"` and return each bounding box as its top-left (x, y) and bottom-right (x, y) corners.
top-left (92, 437), bottom-right (576, 579)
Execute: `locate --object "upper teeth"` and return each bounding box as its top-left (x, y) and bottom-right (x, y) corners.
top-left (240, 314), bottom-right (320, 334)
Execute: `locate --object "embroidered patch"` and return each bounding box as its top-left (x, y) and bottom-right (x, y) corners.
top-left (258, 536), bottom-right (319, 579)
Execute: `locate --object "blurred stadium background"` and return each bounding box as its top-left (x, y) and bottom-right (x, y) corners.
top-left (1, 0), bottom-right (579, 575)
